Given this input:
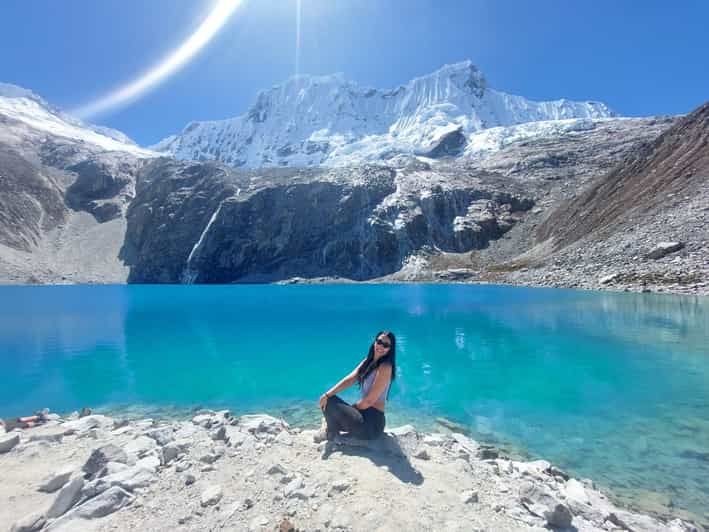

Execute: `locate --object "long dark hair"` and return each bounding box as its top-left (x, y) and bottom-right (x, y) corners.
top-left (356, 331), bottom-right (396, 397)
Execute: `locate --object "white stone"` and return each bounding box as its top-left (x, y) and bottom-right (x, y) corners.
top-left (46, 475), bottom-right (84, 518)
top-left (0, 433), bottom-right (20, 453)
top-left (9, 512), bottom-right (45, 532)
top-left (38, 464), bottom-right (76, 493)
top-left (564, 478), bottom-right (589, 504)
top-left (61, 415), bottom-right (113, 435)
top-left (200, 484), bottom-right (223, 507)
top-left (136, 454), bottom-right (161, 472)
top-left (123, 435), bottom-right (157, 458)
top-left (460, 490), bottom-right (478, 504)
top-left (72, 486), bottom-right (133, 519)
top-left (237, 414), bottom-right (289, 435)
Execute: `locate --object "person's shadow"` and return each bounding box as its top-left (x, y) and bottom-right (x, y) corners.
top-left (320, 432), bottom-right (424, 485)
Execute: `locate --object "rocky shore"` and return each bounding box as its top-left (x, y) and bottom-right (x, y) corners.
top-left (1, 410), bottom-right (704, 532)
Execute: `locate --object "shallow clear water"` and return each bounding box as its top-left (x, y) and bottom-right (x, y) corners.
top-left (1, 284), bottom-right (707, 518)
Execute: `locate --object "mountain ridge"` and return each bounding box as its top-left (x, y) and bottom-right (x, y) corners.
top-left (151, 60), bottom-right (616, 168)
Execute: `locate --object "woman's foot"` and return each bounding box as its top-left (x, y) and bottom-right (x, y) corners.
top-left (313, 418), bottom-right (330, 443)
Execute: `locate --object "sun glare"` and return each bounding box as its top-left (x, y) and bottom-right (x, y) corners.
top-left (72, 0), bottom-right (242, 120)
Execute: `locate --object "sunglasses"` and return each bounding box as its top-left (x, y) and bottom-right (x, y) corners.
top-left (375, 338), bottom-right (391, 348)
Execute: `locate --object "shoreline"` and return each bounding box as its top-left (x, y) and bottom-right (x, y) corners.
top-left (0, 277), bottom-right (707, 298)
top-left (1, 410), bottom-right (705, 532)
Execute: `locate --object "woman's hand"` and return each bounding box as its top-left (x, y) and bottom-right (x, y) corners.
top-left (319, 393), bottom-right (329, 411)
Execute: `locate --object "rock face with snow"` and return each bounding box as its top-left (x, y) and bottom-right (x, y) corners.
top-left (121, 159), bottom-right (535, 283)
top-left (151, 61), bottom-right (615, 168)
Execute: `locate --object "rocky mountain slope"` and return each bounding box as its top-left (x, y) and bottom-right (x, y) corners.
top-left (0, 85), bottom-right (151, 283)
top-left (488, 102), bottom-right (708, 294)
top-left (151, 61), bottom-right (615, 168)
top-left (1, 76), bottom-right (704, 294)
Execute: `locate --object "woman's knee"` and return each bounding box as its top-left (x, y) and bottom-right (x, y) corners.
top-left (324, 395), bottom-right (343, 415)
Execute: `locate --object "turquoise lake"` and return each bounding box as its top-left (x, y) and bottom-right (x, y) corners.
top-left (1, 284), bottom-right (707, 519)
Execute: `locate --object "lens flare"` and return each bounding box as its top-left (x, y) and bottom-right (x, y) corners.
top-left (73, 0), bottom-right (242, 119)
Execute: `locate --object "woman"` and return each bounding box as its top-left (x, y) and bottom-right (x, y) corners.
top-left (316, 331), bottom-right (396, 442)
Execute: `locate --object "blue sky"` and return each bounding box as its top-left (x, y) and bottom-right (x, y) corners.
top-left (1, 0), bottom-right (707, 146)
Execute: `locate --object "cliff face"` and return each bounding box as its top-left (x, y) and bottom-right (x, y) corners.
top-left (122, 161), bottom-right (534, 283)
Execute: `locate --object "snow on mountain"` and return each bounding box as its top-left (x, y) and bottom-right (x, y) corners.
top-left (152, 60), bottom-right (616, 168)
top-left (0, 83), bottom-right (153, 156)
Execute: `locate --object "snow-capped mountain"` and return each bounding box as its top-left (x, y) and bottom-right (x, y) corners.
top-left (0, 83), bottom-right (152, 156)
top-left (152, 60), bottom-right (616, 168)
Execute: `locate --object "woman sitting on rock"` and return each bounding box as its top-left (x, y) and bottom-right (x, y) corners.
top-left (316, 331), bottom-right (396, 442)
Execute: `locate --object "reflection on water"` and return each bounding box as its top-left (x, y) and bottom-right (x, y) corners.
top-left (0, 284), bottom-right (707, 520)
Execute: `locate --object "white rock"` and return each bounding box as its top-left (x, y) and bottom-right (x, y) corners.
top-left (513, 459), bottom-right (551, 477)
top-left (73, 486), bottom-right (133, 518)
top-left (388, 424), bottom-right (417, 437)
top-left (175, 461), bottom-right (191, 473)
top-left (328, 480), bottom-right (350, 495)
top-left (647, 242), bottom-right (683, 259)
top-left (133, 419), bottom-right (154, 430)
top-left (223, 426), bottom-right (247, 447)
top-left (144, 426), bottom-right (174, 446)
top-left (9, 512), bottom-right (45, 532)
top-left (46, 475), bottom-right (84, 518)
top-left (0, 433), bottom-right (20, 453)
top-left (162, 443), bottom-right (181, 464)
top-left (82, 444), bottom-right (128, 479)
top-left (136, 453), bottom-right (161, 472)
top-left (192, 414), bottom-right (214, 428)
top-left (123, 436), bottom-right (157, 458)
top-left (274, 431), bottom-right (294, 446)
top-left (600, 273), bottom-right (620, 284)
top-left (237, 414), bottom-right (289, 435)
top-left (61, 415), bottom-right (113, 435)
top-left (200, 484), bottom-right (223, 507)
top-left (248, 515), bottom-right (269, 531)
top-left (283, 476), bottom-right (304, 496)
top-left (28, 429), bottom-right (64, 443)
top-left (460, 490), bottom-right (478, 504)
top-left (85, 465), bottom-right (156, 497)
top-left (38, 464), bottom-right (76, 493)
top-left (564, 478), bottom-right (589, 504)
top-left (414, 448), bottom-right (430, 460)
top-left (422, 434), bottom-right (446, 447)
top-left (267, 463), bottom-right (287, 475)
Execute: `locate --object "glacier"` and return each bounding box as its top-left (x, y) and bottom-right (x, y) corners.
top-left (151, 60), bottom-right (616, 168)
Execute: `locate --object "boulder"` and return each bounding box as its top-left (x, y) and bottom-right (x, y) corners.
top-left (64, 486), bottom-right (133, 520)
top-left (237, 414), bottom-right (289, 435)
top-left (162, 443), bottom-right (181, 464)
top-left (10, 512), bottom-right (45, 532)
top-left (144, 426), bottom-right (174, 446)
top-left (38, 465), bottom-right (76, 493)
top-left (460, 490), bottom-right (478, 504)
top-left (136, 453), bottom-right (161, 472)
top-left (646, 242), bottom-right (684, 260)
top-left (200, 484), bottom-right (223, 507)
top-left (83, 465), bottom-right (155, 498)
top-left (224, 426), bottom-right (250, 447)
top-left (123, 436), bottom-right (158, 458)
top-left (519, 481), bottom-right (573, 529)
top-left (0, 433), bottom-right (20, 453)
top-left (46, 475), bottom-right (84, 518)
top-left (82, 444), bottom-right (128, 480)
top-left (28, 429), bottom-right (64, 444)
top-left (62, 415), bottom-right (113, 435)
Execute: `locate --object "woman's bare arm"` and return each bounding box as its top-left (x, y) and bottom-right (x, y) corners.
top-left (324, 357), bottom-right (367, 397)
top-left (355, 363), bottom-right (392, 409)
